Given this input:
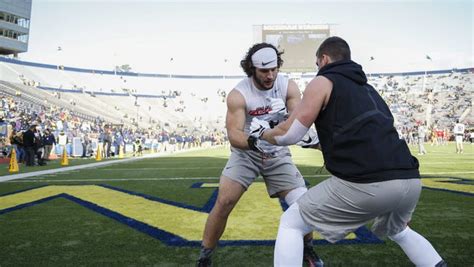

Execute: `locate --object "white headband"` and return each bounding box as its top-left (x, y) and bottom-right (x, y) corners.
top-left (251, 47), bottom-right (278, 69)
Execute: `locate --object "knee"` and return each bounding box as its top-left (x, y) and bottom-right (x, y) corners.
top-left (389, 226), bottom-right (410, 242)
top-left (213, 197), bottom-right (238, 216)
top-left (279, 204), bottom-right (310, 232)
top-left (279, 209), bottom-right (294, 229)
top-left (278, 211), bottom-right (311, 239)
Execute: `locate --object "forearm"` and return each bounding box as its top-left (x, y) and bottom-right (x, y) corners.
top-left (228, 130), bottom-right (250, 150)
top-left (262, 119), bottom-right (308, 146)
top-left (261, 125), bottom-right (287, 145)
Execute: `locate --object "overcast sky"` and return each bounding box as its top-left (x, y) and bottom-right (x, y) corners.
top-left (21, 0), bottom-right (473, 75)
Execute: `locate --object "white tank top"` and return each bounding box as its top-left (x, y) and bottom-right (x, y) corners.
top-left (234, 74), bottom-right (290, 155)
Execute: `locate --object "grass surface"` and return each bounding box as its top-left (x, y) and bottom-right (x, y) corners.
top-left (0, 143), bottom-right (473, 266)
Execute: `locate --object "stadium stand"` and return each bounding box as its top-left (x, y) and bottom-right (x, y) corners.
top-left (0, 56), bottom-right (472, 165)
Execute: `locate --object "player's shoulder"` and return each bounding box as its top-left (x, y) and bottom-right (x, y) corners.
top-left (312, 75), bottom-right (333, 85)
top-left (276, 73), bottom-right (289, 84)
top-left (305, 75), bottom-right (333, 95)
top-left (227, 89), bottom-right (246, 108)
top-left (234, 77), bottom-right (251, 90)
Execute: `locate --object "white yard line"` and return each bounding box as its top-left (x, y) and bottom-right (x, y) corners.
top-left (98, 167), bottom-right (223, 170)
top-left (4, 172), bottom-right (474, 183)
top-left (3, 177), bottom-right (221, 183)
top-left (1, 142), bottom-right (471, 184)
top-left (0, 147), bottom-right (213, 183)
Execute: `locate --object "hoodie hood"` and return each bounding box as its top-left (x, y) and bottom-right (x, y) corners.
top-left (317, 60), bottom-right (367, 85)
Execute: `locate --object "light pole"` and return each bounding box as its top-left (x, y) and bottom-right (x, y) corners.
top-left (134, 96), bottom-right (140, 128)
top-left (223, 58), bottom-right (229, 80)
top-left (368, 56), bottom-right (375, 79)
top-left (169, 57), bottom-right (174, 78)
top-left (422, 55), bottom-right (432, 92)
top-left (56, 46), bottom-right (62, 70)
top-left (113, 52), bottom-right (118, 75)
top-left (423, 55), bottom-right (433, 126)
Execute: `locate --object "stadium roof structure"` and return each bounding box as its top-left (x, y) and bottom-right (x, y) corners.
top-left (1, 56), bottom-right (472, 79)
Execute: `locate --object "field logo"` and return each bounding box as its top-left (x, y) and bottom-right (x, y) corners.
top-left (421, 178), bottom-right (474, 195)
top-left (0, 183), bottom-right (392, 246)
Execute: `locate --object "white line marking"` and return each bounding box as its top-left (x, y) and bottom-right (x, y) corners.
top-left (4, 177), bottom-right (221, 183)
top-left (0, 147), bottom-right (215, 183)
top-left (4, 172), bottom-right (474, 183)
top-left (99, 167), bottom-right (222, 170)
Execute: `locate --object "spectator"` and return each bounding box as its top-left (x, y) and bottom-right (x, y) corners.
top-left (42, 128), bottom-right (56, 160)
top-left (22, 124), bottom-right (37, 166)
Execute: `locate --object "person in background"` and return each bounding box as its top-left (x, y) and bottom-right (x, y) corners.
top-left (417, 122), bottom-right (427, 155)
top-left (453, 119), bottom-right (465, 154)
top-left (22, 124), bottom-right (37, 166)
top-left (42, 128), bottom-right (56, 160)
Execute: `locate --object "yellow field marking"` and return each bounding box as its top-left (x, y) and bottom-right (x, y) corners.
top-left (0, 185), bottom-right (206, 240)
top-left (1, 184), bottom-right (322, 241)
top-left (0, 184), bottom-right (381, 241)
top-left (422, 178), bottom-right (474, 194)
top-left (200, 183), bottom-right (220, 187)
top-left (197, 183), bottom-right (350, 240)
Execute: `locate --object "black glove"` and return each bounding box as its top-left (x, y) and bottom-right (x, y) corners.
top-left (247, 136), bottom-right (264, 153)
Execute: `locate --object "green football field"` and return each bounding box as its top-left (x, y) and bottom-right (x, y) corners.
top-left (0, 143), bottom-right (473, 266)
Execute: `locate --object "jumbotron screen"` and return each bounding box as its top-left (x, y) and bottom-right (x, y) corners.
top-left (256, 25), bottom-right (331, 73)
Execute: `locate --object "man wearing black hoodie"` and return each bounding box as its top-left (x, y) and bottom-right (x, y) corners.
top-left (251, 37), bottom-right (445, 266)
top-left (23, 124), bottom-right (37, 166)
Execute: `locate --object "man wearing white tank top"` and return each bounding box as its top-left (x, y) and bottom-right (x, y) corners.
top-left (197, 43), bottom-right (322, 267)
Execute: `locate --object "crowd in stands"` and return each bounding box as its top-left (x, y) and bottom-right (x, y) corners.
top-left (0, 57), bottom-right (472, 167)
top-left (0, 91), bottom-right (227, 167)
top-left (374, 72), bottom-right (473, 144)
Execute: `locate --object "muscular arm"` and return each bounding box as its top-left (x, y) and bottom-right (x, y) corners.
top-left (262, 76), bottom-right (333, 145)
top-left (285, 79), bottom-right (302, 114)
top-left (226, 89), bottom-right (250, 149)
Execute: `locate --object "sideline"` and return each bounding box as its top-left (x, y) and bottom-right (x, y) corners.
top-left (0, 146), bottom-right (219, 183)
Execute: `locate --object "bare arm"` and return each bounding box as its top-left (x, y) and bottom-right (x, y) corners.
top-left (285, 79), bottom-right (302, 114)
top-left (226, 89), bottom-right (250, 149)
top-left (262, 76), bottom-right (333, 145)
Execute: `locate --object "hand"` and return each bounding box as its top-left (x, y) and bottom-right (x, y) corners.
top-left (249, 117), bottom-right (270, 138)
top-left (296, 128), bottom-right (320, 148)
top-left (247, 136), bottom-right (265, 153)
top-left (267, 98), bottom-right (287, 116)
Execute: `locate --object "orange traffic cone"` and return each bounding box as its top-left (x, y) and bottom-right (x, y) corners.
top-left (9, 149), bottom-right (19, 173)
top-left (61, 146), bottom-right (69, 166)
top-left (49, 145), bottom-right (58, 160)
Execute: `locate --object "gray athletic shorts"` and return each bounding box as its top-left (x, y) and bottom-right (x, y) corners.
top-left (222, 148), bottom-right (306, 197)
top-left (297, 176), bottom-right (422, 242)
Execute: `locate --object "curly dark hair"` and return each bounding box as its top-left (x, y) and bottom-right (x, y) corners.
top-left (240, 43), bottom-right (284, 77)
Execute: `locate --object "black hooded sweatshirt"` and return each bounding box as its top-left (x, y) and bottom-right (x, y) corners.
top-left (315, 60), bottom-right (420, 183)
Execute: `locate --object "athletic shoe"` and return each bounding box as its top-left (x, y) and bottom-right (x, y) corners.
top-left (435, 260), bottom-right (447, 267)
top-left (196, 258), bottom-right (212, 267)
top-left (303, 246), bottom-right (324, 267)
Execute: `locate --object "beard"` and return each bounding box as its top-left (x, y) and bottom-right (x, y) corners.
top-left (253, 75), bottom-right (275, 90)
